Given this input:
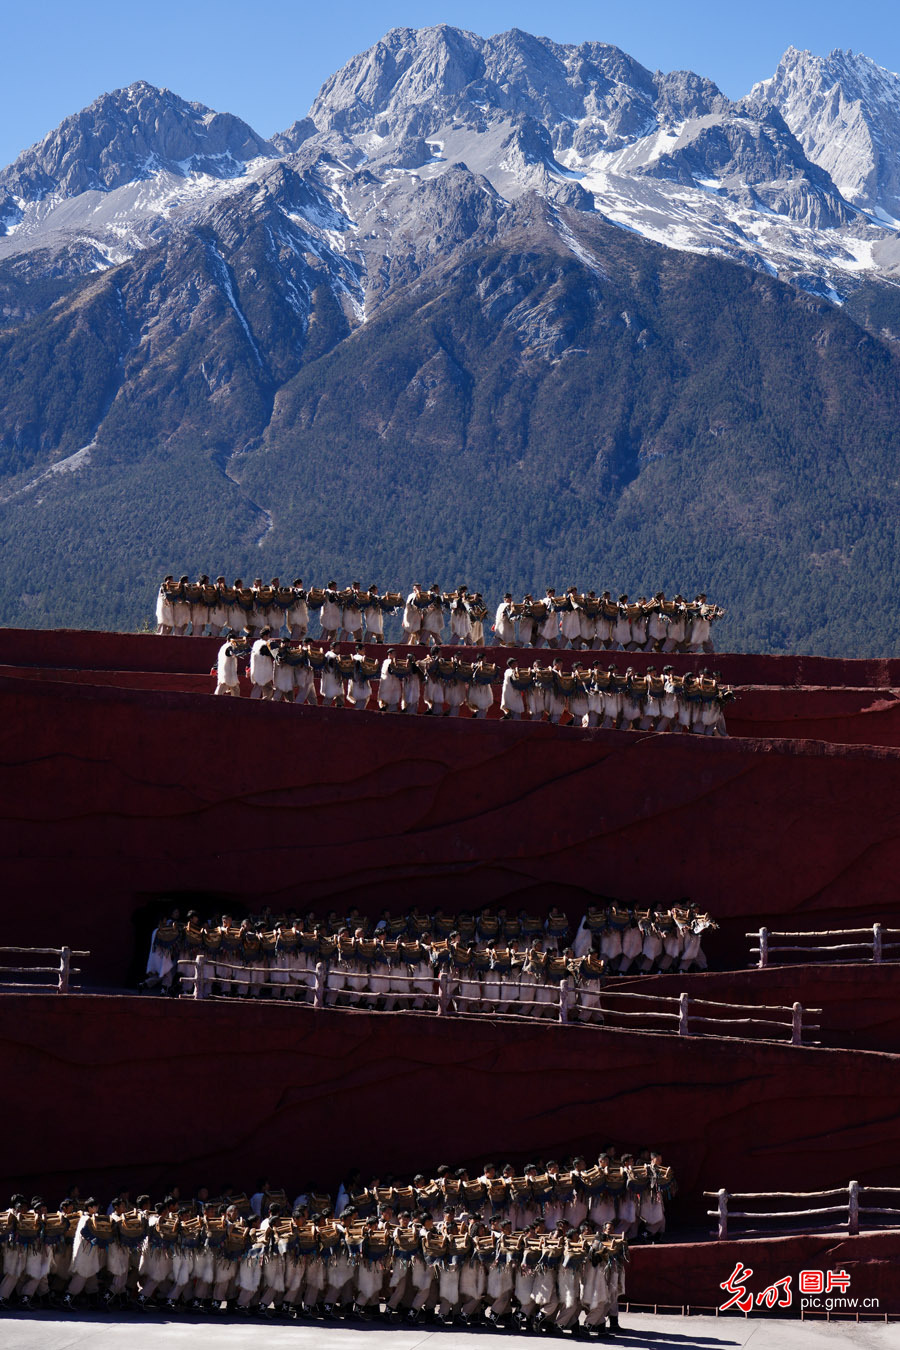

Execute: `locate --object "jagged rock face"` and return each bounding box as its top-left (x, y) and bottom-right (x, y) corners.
top-left (0, 81), bottom-right (272, 206)
top-left (309, 26), bottom-right (718, 154)
top-left (301, 26), bottom-right (887, 292)
top-left (2, 27), bottom-right (898, 309)
top-left (644, 109), bottom-right (853, 229)
top-left (753, 46), bottom-right (900, 220)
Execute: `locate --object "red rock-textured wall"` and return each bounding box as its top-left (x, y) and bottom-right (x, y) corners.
top-left (628, 1231), bottom-right (900, 1313)
top-left (7, 660), bottom-right (900, 749)
top-left (729, 686), bottom-right (900, 747)
top-left (4, 626), bottom-right (900, 688)
top-left (5, 674), bottom-right (900, 983)
top-left (3, 994), bottom-right (897, 1228)
top-left (616, 965), bottom-right (900, 1054)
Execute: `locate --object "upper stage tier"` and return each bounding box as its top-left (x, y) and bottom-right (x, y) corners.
top-left (5, 628), bottom-right (900, 749)
top-left (4, 625), bottom-right (900, 687)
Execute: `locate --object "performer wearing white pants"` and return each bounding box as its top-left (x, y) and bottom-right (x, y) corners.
top-left (401, 663), bottom-right (421, 715)
top-left (537, 593), bottom-right (560, 648)
top-left (423, 653), bottom-right (446, 716)
top-left (422, 588), bottom-right (445, 646)
top-left (156, 579), bottom-right (175, 635)
top-left (363, 588), bottom-right (385, 643)
top-left (494, 595), bottom-right (517, 645)
top-left (65, 1203), bottom-right (103, 1300)
top-left (249, 630), bottom-right (275, 700)
top-left (378, 654), bottom-right (402, 713)
top-left (271, 644), bottom-right (297, 703)
top-left (560, 590), bottom-right (582, 649)
top-left (287, 581), bottom-right (308, 639)
top-left (500, 662), bottom-right (525, 719)
top-left (402, 586), bottom-right (425, 645)
top-left (448, 591), bottom-right (471, 646)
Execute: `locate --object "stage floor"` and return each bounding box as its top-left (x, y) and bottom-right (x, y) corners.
top-left (1, 1310), bottom-right (895, 1350)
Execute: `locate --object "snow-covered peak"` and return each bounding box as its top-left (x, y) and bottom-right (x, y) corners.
top-left (0, 81), bottom-right (276, 205)
top-left (306, 24), bottom-right (721, 152)
top-left (0, 28), bottom-right (896, 315)
top-left (751, 47), bottom-right (900, 220)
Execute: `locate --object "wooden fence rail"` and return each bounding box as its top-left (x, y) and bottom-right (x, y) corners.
top-left (184, 956), bottom-right (817, 1042)
top-left (704, 1182), bottom-right (900, 1238)
top-left (748, 923), bottom-right (900, 967)
top-left (0, 946), bottom-right (89, 993)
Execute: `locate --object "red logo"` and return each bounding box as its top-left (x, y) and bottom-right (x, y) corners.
top-left (721, 1265), bottom-right (853, 1313)
top-left (719, 1262), bottom-right (755, 1313)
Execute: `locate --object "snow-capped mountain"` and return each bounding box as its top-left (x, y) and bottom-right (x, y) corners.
top-left (0, 82), bottom-right (281, 276)
top-left (752, 46), bottom-right (900, 224)
top-left (2, 27), bottom-right (899, 314)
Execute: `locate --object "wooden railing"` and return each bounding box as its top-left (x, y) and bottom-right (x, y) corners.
top-left (183, 956), bottom-right (818, 1042)
top-left (594, 988), bottom-right (819, 1044)
top-left (748, 924), bottom-right (900, 967)
top-left (706, 1182), bottom-right (900, 1239)
top-left (0, 946), bottom-right (88, 993)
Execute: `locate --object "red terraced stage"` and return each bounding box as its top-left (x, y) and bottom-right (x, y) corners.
top-left (4, 625), bottom-right (900, 688)
top-left (2, 624), bottom-right (900, 1313)
top-left (4, 988), bottom-right (899, 1310)
top-left (5, 628), bottom-right (900, 746)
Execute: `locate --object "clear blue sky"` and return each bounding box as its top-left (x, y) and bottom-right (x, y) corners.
top-left (2, 0), bottom-right (899, 168)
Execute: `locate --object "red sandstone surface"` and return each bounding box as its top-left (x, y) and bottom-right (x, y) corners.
top-left (2, 993), bottom-right (896, 1223)
top-left (5, 626), bottom-right (900, 688)
top-left (627, 1231), bottom-right (900, 1312)
top-left (617, 964), bottom-right (900, 1054)
top-left (5, 669), bottom-right (900, 982)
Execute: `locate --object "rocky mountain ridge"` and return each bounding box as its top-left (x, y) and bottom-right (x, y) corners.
top-left (2, 29), bottom-right (900, 309)
top-left (752, 46), bottom-right (900, 222)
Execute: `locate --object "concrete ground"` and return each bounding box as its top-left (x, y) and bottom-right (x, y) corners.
top-left (0, 1311), bottom-right (895, 1350)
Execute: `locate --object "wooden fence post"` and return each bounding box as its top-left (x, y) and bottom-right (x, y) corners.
top-left (758, 927), bottom-right (769, 969)
top-left (314, 961), bottom-right (326, 1010)
top-left (791, 1002), bottom-right (803, 1045)
top-left (717, 1190), bottom-right (729, 1240)
top-left (437, 969), bottom-right (450, 1016)
top-left (559, 978), bottom-right (570, 1024)
top-left (58, 947), bottom-right (71, 994)
top-left (873, 924), bottom-right (883, 964)
top-left (193, 954), bottom-right (206, 1000)
top-left (678, 992), bottom-right (690, 1036)
top-left (848, 1180), bottom-right (860, 1236)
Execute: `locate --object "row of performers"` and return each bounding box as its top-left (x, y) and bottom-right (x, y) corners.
top-left (157, 577), bottom-right (488, 642)
top-left (145, 921), bottom-right (713, 1010)
top-left (217, 637), bottom-right (734, 734)
top-left (157, 576), bottom-right (723, 653)
top-left (146, 900), bottom-right (711, 953)
top-left (1, 1195), bottom-right (656, 1332)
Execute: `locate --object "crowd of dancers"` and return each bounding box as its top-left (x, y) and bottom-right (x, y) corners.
top-left (1, 1147), bottom-right (677, 1333)
top-left (141, 903), bottom-right (717, 1009)
top-left (213, 636), bottom-right (734, 735)
top-left (156, 576), bottom-right (724, 653)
